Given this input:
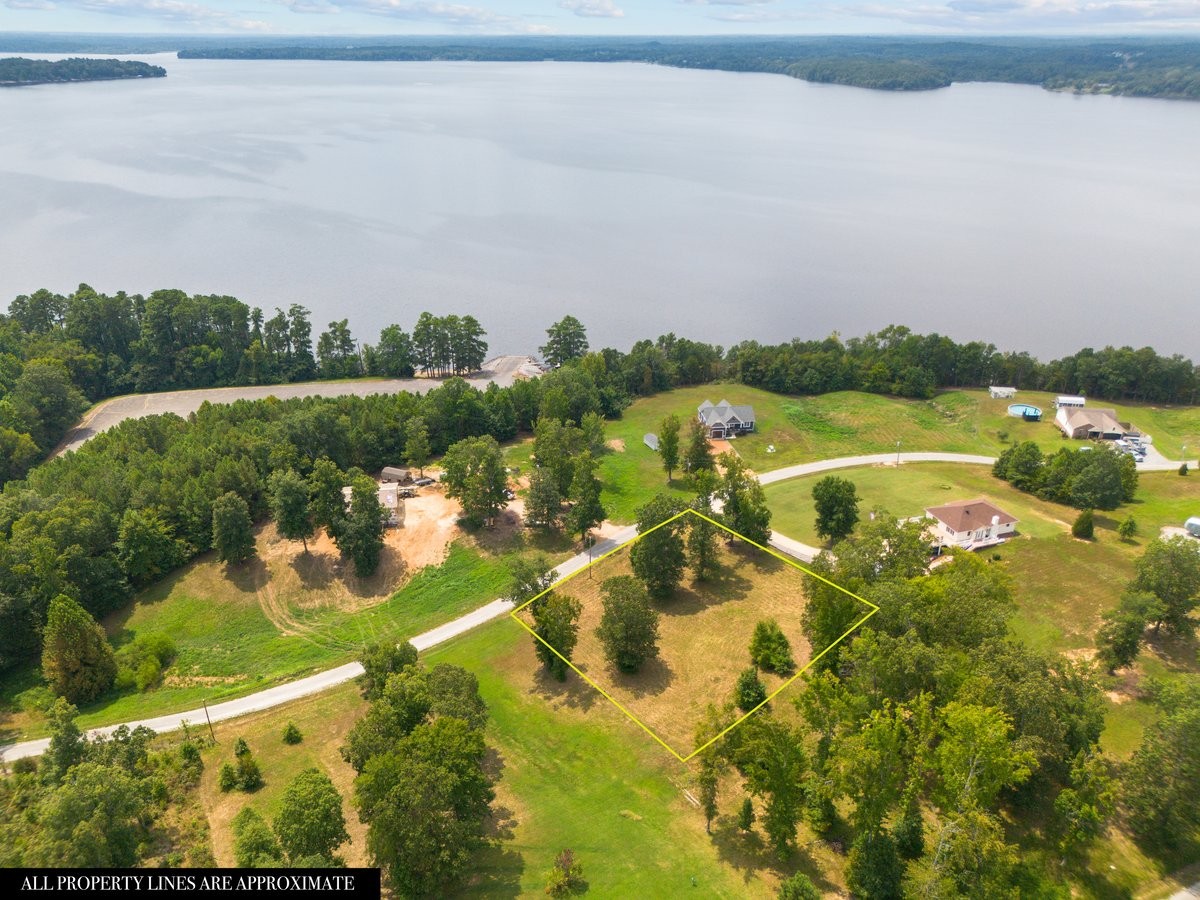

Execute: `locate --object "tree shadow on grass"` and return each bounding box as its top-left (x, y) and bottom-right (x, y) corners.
top-left (225, 555), bottom-right (269, 595)
top-left (1144, 630), bottom-right (1200, 673)
top-left (711, 818), bottom-right (842, 896)
top-left (529, 666), bottom-right (600, 713)
top-left (666, 569), bottom-right (751, 618)
top-left (291, 548), bottom-right (337, 591)
top-left (610, 655), bottom-right (674, 700)
top-left (462, 842), bottom-right (525, 899)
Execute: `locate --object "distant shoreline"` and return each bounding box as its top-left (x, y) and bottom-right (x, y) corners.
top-left (0, 56), bottom-right (166, 87)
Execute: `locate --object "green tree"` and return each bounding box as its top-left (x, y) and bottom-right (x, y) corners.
top-left (735, 667), bottom-right (768, 712)
top-left (812, 475), bottom-right (860, 542)
top-left (893, 791), bottom-right (924, 860)
top-left (212, 491), bottom-right (255, 563)
top-left (116, 507), bottom-right (188, 587)
top-left (41, 697), bottom-right (85, 785)
top-left (749, 619), bottom-right (795, 675)
top-left (24, 762), bottom-right (144, 867)
top-left (684, 419), bottom-right (714, 475)
top-left (282, 722), bottom-right (303, 745)
top-left (524, 466), bottom-right (562, 530)
top-left (1069, 449), bottom-right (1126, 510)
top-left (508, 553), bottom-right (555, 607)
top-left (1096, 591), bottom-right (1155, 672)
top-left (336, 475), bottom-right (387, 577)
top-left (359, 640), bottom-right (418, 701)
top-left (659, 413), bottom-right (681, 483)
top-left (354, 719), bottom-right (493, 897)
top-left (698, 761), bottom-right (720, 835)
top-left (737, 795), bottom-right (756, 832)
top-left (540, 315), bottom-right (589, 368)
top-left (316, 319), bottom-right (361, 379)
top-left (596, 576), bottom-right (660, 673)
top-left (686, 508), bottom-right (721, 582)
top-left (42, 594), bottom-right (116, 704)
top-left (934, 702), bottom-right (1035, 811)
top-left (629, 494), bottom-right (686, 600)
top-left (373, 324), bottom-right (416, 377)
top-left (232, 807), bottom-right (283, 867)
top-left (777, 873), bottom-right (821, 900)
top-left (441, 435), bottom-right (508, 526)
top-left (1118, 515), bottom-right (1139, 541)
top-left (565, 451), bottom-right (606, 544)
top-left (847, 830), bottom-right (903, 900)
top-left (1053, 752), bottom-right (1116, 857)
top-left (1072, 508), bottom-right (1094, 540)
top-left (738, 717), bottom-right (807, 856)
top-left (718, 452), bottom-right (772, 545)
top-left (1131, 536), bottom-right (1200, 636)
top-left (530, 591), bottom-right (582, 681)
top-left (308, 457), bottom-right (347, 537)
top-left (1123, 694), bottom-right (1200, 849)
top-left (404, 416), bottom-right (431, 476)
top-left (273, 768), bottom-right (350, 863)
top-left (268, 468), bottom-right (313, 552)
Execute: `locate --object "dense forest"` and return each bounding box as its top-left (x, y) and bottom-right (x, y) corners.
top-left (3, 285), bottom-right (1198, 489)
top-left (165, 36), bottom-right (1200, 100)
top-left (0, 57), bottom-right (165, 86)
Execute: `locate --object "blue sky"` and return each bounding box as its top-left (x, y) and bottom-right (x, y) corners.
top-left (5, 0), bottom-right (1200, 36)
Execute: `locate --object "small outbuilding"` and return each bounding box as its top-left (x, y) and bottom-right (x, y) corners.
top-left (1185, 516), bottom-right (1200, 538)
top-left (343, 482), bottom-right (404, 526)
top-left (925, 498), bottom-right (1017, 552)
top-left (381, 466), bottom-right (411, 483)
top-left (1055, 395), bottom-right (1086, 409)
top-left (989, 386), bottom-right (1017, 399)
top-left (644, 433), bottom-right (659, 451)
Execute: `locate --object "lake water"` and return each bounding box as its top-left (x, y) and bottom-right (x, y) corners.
top-left (2, 55), bottom-right (1199, 358)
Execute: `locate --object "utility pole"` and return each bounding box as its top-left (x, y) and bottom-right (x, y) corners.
top-left (896, 440), bottom-right (902, 467)
top-left (202, 699), bottom-right (216, 744)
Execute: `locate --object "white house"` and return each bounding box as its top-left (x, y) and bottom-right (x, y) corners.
top-left (925, 498), bottom-right (1017, 551)
top-left (342, 482), bottom-right (404, 526)
top-left (1055, 395), bottom-right (1086, 409)
top-left (989, 386), bottom-right (1017, 399)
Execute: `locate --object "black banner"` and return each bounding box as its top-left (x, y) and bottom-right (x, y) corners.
top-left (4, 870), bottom-right (381, 900)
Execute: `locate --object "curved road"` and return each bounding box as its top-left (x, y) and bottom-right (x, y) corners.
top-left (52, 355), bottom-right (532, 456)
top-left (6, 445), bottom-right (1196, 759)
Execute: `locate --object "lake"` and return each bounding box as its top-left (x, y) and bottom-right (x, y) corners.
top-left (2, 55), bottom-right (1198, 358)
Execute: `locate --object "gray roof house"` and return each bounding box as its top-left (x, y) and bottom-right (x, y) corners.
top-left (698, 399), bottom-right (756, 439)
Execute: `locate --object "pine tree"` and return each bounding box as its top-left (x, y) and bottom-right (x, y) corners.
top-left (737, 796), bottom-right (756, 832)
top-left (212, 491), bottom-right (255, 563)
top-left (42, 594), bottom-right (117, 704)
top-left (404, 417), bottom-right (432, 476)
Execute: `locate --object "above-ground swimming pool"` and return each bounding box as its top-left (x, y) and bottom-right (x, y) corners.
top-left (1008, 403), bottom-right (1042, 420)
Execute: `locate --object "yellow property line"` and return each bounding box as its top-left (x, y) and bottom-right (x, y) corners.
top-left (509, 508), bottom-right (878, 763)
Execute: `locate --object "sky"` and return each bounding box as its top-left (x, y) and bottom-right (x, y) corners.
top-left (5, 0), bottom-right (1200, 37)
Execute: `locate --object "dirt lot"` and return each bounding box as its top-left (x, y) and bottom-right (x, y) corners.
top-left (518, 528), bottom-right (812, 757)
top-left (251, 487), bottom-right (462, 634)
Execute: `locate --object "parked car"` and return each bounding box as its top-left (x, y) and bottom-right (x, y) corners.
top-left (413, 476), bottom-right (435, 487)
top-left (503, 488), bottom-right (516, 500)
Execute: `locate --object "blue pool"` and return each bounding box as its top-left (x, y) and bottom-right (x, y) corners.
top-left (1008, 403), bottom-right (1042, 420)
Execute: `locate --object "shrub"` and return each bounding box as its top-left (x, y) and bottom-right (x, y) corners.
top-left (237, 754), bottom-right (263, 791)
top-left (735, 668), bottom-right (768, 713)
top-left (749, 619), bottom-right (795, 675)
top-left (114, 632), bottom-right (177, 693)
top-left (233, 737), bottom-right (250, 758)
top-left (778, 873), bottom-right (821, 900)
top-left (180, 741), bottom-right (202, 767)
top-left (1072, 509), bottom-right (1094, 540)
top-left (1118, 516), bottom-right (1139, 541)
top-left (1180, 462), bottom-right (1189, 476)
top-left (218, 762), bottom-right (238, 792)
top-left (545, 848), bottom-right (584, 897)
top-left (282, 722), bottom-right (303, 745)
top-left (12, 757), bottom-right (37, 776)
top-left (232, 807), bottom-right (282, 868)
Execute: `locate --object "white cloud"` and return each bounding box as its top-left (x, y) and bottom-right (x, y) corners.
top-left (328, 0), bottom-right (554, 30)
top-left (45, 0), bottom-right (269, 28)
top-left (680, 0), bottom-right (775, 6)
top-left (558, 0), bottom-right (624, 17)
top-left (4, 0), bottom-right (57, 9)
top-left (847, 0), bottom-right (1200, 29)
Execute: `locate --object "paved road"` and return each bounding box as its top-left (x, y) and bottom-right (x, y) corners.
top-left (0, 529), bottom-right (632, 763)
top-left (758, 452), bottom-right (998, 486)
top-left (52, 355), bottom-right (532, 456)
top-left (1170, 882), bottom-right (1200, 900)
top-left (7, 442), bottom-right (1194, 761)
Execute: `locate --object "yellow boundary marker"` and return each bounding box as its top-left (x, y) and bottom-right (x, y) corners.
top-left (509, 508), bottom-right (879, 763)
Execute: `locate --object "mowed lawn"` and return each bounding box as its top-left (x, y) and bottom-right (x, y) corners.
top-left (766, 463), bottom-right (1200, 760)
top-left (518, 526), bottom-right (816, 758)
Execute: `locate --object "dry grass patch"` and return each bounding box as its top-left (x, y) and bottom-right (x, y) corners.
top-left (520, 536), bottom-right (811, 758)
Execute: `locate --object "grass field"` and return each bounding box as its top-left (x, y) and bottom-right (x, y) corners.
top-left (582, 384), bottom-right (1200, 525)
top-left (517, 526), bottom-right (819, 758)
top-left (0, 518), bottom-right (566, 739)
top-left (764, 463), bottom-right (1200, 760)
